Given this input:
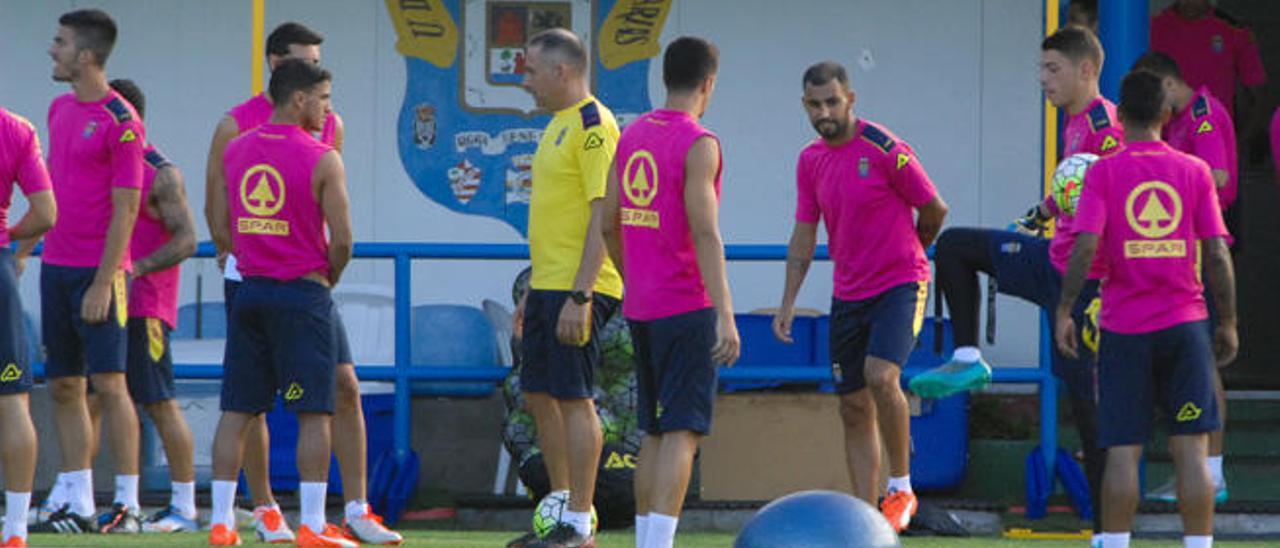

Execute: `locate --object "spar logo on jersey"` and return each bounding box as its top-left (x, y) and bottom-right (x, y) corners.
top-left (284, 382), bottom-right (305, 402)
top-left (237, 164), bottom-right (289, 236)
top-left (387, 0), bottom-right (673, 236)
top-left (620, 149), bottom-right (659, 229)
top-left (1123, 181), bottom-right (1184, 258)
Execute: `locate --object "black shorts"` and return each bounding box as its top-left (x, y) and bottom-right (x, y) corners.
top-left (220, 278), bottom-right (337, 414)
top-left (225, 278), bottom-right (352, 365)
top-left (1097, 320), bottom-right (1220, 447)
top-left (41, 264), bottom-right (128, 377)
top-left (985, 231), bottom-right (1100, 401)
top-left (126, 317), bottom-right (176, 405)
top-left (829, 281), bottom-right (928, 394)
top-left (519, 290), bottom-right (619, 399)
top-left (630, 308), bottom-right (717, 435)
top-left (0, 250), bottom-right (32, 394)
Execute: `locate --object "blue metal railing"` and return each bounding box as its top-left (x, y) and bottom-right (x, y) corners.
top-left (31, 241), bottom-right (1058, 473)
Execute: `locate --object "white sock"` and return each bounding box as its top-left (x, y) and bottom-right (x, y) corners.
top-left (210, 480), bottom-right (238, 528)
top-left (887, 475), bottom-right (913, 494)
top-left (635, 514), bottom-right (649, 548)
top-left (65, 469), bottom-right (94, 516)
top-left (299, 482), bottom-right (328, 532)
top-left (3, 491), bottom-right (30, 540)
top-left (953, 346), bottom-right (981, 362)
top-left (344, 499), bottom-right (368, 523)
top-left (46, 472), bottom-right (67, 509)
top-left (1207, 455), bottom-right (1224, 485)
top-left (114, 474), bottom-right (140, 510)
top-left (564, 509), bottom-right (592, 537)
top-left (647, 513), bottom-right (678, 548)
top-left (171, 481), bottom-right (196, 519)
top-left (1184, 535), bottom-right (1212, 548)
top-left (1101, 532), bottom-right (1131, 548)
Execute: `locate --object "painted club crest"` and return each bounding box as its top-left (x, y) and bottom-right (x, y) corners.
top-left (386, 0), bottom-right (673, 236)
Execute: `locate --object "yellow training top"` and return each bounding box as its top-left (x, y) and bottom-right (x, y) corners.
top-left (528, 95), bottom-right (623, 299)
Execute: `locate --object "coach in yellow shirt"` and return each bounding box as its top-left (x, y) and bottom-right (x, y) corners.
top-left (512, 28), bottom-right (621, 548)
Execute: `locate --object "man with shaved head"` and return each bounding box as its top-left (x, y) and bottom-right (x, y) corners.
top-left (511, 27), bottom-right (622, 548)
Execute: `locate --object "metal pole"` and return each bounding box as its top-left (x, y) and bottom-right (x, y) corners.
top-left (393, 254), bottom-right (413, 459)
top-left (1098, 0), bottom-right (1149, 101)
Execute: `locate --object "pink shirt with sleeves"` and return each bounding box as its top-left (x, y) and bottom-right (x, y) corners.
top-left (616, 109), bottom-right (720, 321)
top-left (1044, 96), bottom-right (1123, 278)
top-left (1151, 8), bottom-right (1267, 114)
top-left (128, 146), bottom-right (181, 328)
top-left (43, 91), bottom-right (145, 270)
top-left (1164, 87), bottom-right (1237, 210)
top-left (1073, 141), bottom-right (1227, 334)
top-left (796, 119), bottom-right (936, 301)
top-left (0, 108), bottom-right (52, 248)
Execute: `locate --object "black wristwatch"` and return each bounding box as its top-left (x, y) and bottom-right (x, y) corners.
top-left (569, 290), bottom-right (591, 305)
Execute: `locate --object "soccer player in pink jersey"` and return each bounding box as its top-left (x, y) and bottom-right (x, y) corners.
top-left (0, 105), bottom-right (57, 546)
top-left (771, 61), bottom-right (948, 532)
top-left (910, 28), bottom-right (1121, 532)
top-left (207, 59), bottom-right (356, 548)
top-left (204, 22), bottom-right (397, 545)
top-left (1056, 69), bottom-right (1235, 548)
top-left (1151, 0), bottom-right (1266, 117)
top-left (89, 79), bottom-right (202, 533)
top-left (1132, 52), bottom-right (1238, 506)
top-left (599, 36), bottom-right (738, 548)
top-left (32, 9), bottom-right (146, 535)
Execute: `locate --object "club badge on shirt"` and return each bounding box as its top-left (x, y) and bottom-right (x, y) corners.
top-left (858, 157), bottom-right (869, 177)
top-left (82, 121), bottom-right (97, 139)
top-left (1211, 34), bottom-right (1224, 53)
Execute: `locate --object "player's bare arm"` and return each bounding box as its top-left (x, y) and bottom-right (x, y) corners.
top-left (204, 115), bottom-right (239, 259)
top-left (316, 150), bottom-right (353, 287)
top-left (133, 166), bottom-right (197, 277)
top-left (1203, 236), bottom-right (1238, 366)
top-left (686, 136), bottom-right (739, 366)
top-left (599, 159), bottom-right (624, 277)
top-left (556, 196), bottom-right (609, 346)
top-left (773, 221), bottom-right (817, 344)
top-left (1055, 231), bottom-right (1099, 359)
top-left (9, 189), bottom-right (56, 276)
top-left (83, 186), bottom-right (140, 323)
top-left (915, 195), bottom-right (948, 248)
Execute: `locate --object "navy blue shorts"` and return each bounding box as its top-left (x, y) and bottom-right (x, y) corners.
top-left (829, 281), bottom-right (928, 394)
top-left (126, 317), bottom-right (176, 405)
top-left (520, 290), bottom-right (619, 399)
top-left (629, 308), bottom-right (718, 435)
top-left (221, 278), bottom-right (337, 414)
top-left (0, 251), bottom-right (32, 395)
top-left (41, 264), bottom-right (128, 378)
top-left (987, 232), bottom-right (1100, 401)
top-left (1097, 320), bottom-right (1220, 448)
top-left (225, 279), bottom-right (351, 365)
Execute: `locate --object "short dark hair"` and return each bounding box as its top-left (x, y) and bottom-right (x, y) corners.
top-left (1042, 26), bottom-right (1104, 69)
top-left (1131, 51), bottom-right (1183, 82)
top-left (268, 58), bottom-right (332, 106)
top-left (109, 78), bottom-right (145, 119)
top-left (1067, 0), bottom-right (1098, 28)
top-left (663, 37), bottom-right (719, 93)
top-left (802, 61), bottom-right (848, 89)
top-left (527, 28), bottom-right (587, 73)
top-left (59, 9), bottom-right (118, 66)
top-left (1119, 70), bottom-right (1168, 128)
top-left (266, 22), bottom-right (324, 57)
